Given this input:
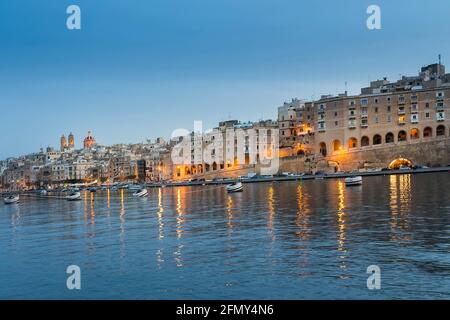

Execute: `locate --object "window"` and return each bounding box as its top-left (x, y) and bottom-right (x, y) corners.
top-left (334, 112), bottom-right (338, 117)
top-left (335, 121), bottom-right (338, 126)
top-left (387, 115), bottom-right (392, 122)
top-left (361, 98), bottom-right (369, 106)
top-left (387, 106), bottom-right (391, 112)
top-left (426, 102), bottom-right (430, 108)
top-left (375, 107), bottom-right (378, 113)
top-left (374, 98), bottom-right (379, 104)
top-left (425, 112), bottom-right (430, 118)
top-left (374, 116), bottom-right (379, 124)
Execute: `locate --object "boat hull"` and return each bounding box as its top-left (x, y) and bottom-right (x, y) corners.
top-left (4, 196), bottom-right (19, 204)
top-left (227, 183), bottom-right (243, 193)
top-left (345, 176), bottom-right (363, 186)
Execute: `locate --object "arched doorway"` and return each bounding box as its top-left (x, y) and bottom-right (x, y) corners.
top-left (333, 140), bottom-right (342, 151)
top-left (410, 128), bottom-right (420, 140)
top-left (348, 137), bottom-right (357, 149)
top-left (437, 125), bottom-right (446, 136)
top-left (373, 134), bottom-right (382, 145)
top-left (385, 132), bottom-right (394, 143)
top-left (388, 158), bottom-right (413, 170)
top-left (423, 127), bottom-right (432, 138)
top-left (361, 136), bottom-right (369, 147)
top-left (398, 130), bottom-right (407, 142)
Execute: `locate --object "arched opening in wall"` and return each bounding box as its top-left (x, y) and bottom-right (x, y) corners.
top-left (212, 162), bottom-right (217, 171)
top-left (385, 132), bottom-right (394, 143)
top-left (361, 136), bottom-right (370, 147)
top-left (373, 134), bottom-right (382, 145)
top-left (398, 130), bottom-right (407, 142)
top-left (388, 158), bottom-right (413, 170)
top-left (437, 125), bottom-right (446, 136)
top-left (185, 166), bottom-right (191, 175)
top-left (205, 163), bottom-right (210, 172)
top-left (333, 140), bottom-right (342, 151)
top-left (348, 137), bottom-right (357, 149)
top-left (410, 128), bottom-right (420, 140)
top-left (423, 127), bottom-right (433, 138)
top-left (191, 165), bottom-right (197, 175)
top-left (198, 164), bottom-right (203, 174)
top-left (297, 149), bottom-right (305, 156)
top-left (319, 142), bottom-right (327, 157)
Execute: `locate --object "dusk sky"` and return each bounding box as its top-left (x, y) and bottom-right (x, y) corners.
top-left (1, 0), bottom-right (450, 159)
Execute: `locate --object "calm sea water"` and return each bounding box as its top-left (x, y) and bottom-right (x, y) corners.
top-left (0, 173), bottom-right (449, 299)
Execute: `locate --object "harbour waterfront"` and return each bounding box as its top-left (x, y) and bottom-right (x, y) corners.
top-left (0, 173), bottom-right (449, 299)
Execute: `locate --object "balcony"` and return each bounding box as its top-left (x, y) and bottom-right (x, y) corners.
top-left (411, 115), bottom-right (419, 124)
top-left (436, 112), bottom-right (445, 121)
top-left (436, 93), bottom-right (444, 101)
top-left (436, 103), bottom-right (445, 111)
top-left (398, 108), bottom-right (406, 115)
top-left (411, 104), bottom-right (418, 113)
top-left (360, 122), bottom-right (368, 128)
top-left (348, 120), bottom-right (357, 129)
top-left (317, 107), bottom-right (326, 114)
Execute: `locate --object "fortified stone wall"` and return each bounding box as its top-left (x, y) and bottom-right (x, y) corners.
top-left (280, 137), bottom-right (450, 173)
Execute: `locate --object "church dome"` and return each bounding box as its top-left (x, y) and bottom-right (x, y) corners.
top-left (83, 131), bottom-right (97, 149)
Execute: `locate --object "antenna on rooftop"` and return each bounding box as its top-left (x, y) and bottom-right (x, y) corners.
top-left (439, 54), bottom-right (442, 65)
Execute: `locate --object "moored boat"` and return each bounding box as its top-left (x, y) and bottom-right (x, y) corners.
top-left (133, 188), bottom-right (148, 197)
top-left (345, 176), bottom-right (363, 186)
top-left (226, 182), bottom-right (243, 193)
top-left (4, 195), bottom-right (19, 204)
top-left (66, 191), bottom-right (82, 201)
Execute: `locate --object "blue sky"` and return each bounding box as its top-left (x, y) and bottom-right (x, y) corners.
top-left (1, 0), bottom-right (450, 159)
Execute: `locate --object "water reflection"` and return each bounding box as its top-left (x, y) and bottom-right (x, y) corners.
top-left (390, 174), bottom-right (412, 241)
top-left (337, 181), bottom-right (348, 277)
top-left (227, 195), bottom-right (233, 235)
top-left (295, 183), bottom-right (311, 240)
top-left (267, 185), bottom-right (275, 242)
top-left (120, 189), bottom-right (126, 259)
top-left (175, 188), bottom-right (184, 267)
top-left (156, 188), bottom-right (165, 268)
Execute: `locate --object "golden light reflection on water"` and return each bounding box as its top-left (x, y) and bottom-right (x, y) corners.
top-left (107, 189), bottom-right (111, 209)
top-left (267, 185), bottom-right (275, 241)
top-left (296, 183), bottom-right (311, 240)
top-left (175, 188), bottom-right (184, 267)
top-left (337, 180), bottom-right (348, 277)
top-left (390, 174), bottom-right (412, 241)
top-left (227, 195), bottom-right (233, 234)
top-left (88, 192), bottom-right (95, 226)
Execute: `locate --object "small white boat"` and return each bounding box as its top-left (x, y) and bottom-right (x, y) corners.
top-left (226, 182), bottom-right (243, 193)
top-left (4, 195), bottom-right (19, 204)
top-left (133, 188), bottom-right (148, 197)
top-left (66, 192), bottom-right (82, 201)
top-left (345, 176), bottom-right (363, 186)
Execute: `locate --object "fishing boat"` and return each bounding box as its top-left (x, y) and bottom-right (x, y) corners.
top-left (226, 182), bottom-right (243, 193)
top-left (133, 188), bottom-right (148, 197)
top-left (89, 187), bottom-right (97, 193)
top-left (345, 176), bottom-right (363, 186)
top-left (4, 195), bottom-right (19, 204)
top-left (66, 191), bottom-right (82, 201)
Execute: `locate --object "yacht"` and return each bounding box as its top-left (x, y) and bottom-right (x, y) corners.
top-left (4, 195), bottom-right (19, 204)
top-left (345, 176), bottom-right (363, 186)
top-left (66, 191), bottom-right (82, 201)
top-left (226, 182), bottom-right (243, 193)
top-left (133, 188), bottom-right (148, 197)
